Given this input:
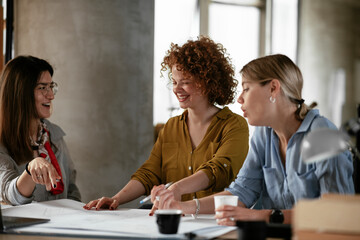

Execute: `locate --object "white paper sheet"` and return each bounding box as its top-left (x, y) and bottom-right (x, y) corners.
top-left (2, 199), bottom-right (236, 239)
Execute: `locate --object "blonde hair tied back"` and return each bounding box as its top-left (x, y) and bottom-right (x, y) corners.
top-left (241, 54), bottom-right (317, 120)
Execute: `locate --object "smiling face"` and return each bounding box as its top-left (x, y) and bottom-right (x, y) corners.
top-left (34, 71), bottom-right (55, 119)
top-left (171, 65), bottom-right (208, 110)
top-left (237, 76), bottom-right (272, 126)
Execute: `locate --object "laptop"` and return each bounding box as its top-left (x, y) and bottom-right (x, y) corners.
top-left (0, 205), bottom-right (49, 232)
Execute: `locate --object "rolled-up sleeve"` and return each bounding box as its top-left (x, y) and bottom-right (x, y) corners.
top-left (226, 129), bottom-right (264, 207)
top-left (197, 116), bottom-right (249, 191)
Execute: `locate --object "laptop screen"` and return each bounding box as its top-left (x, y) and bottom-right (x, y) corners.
top-left (0, 206), bottom-right (49, 232)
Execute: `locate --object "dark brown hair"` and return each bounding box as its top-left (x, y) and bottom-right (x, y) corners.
top-left (0, 56), bottom-right (54, 164)
top-left (160, 36), bottom-right (237, 105)
top-left (241, 54), bottom-right (317, 120)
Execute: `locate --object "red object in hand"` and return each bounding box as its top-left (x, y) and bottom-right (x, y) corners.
top-left (40, 141), bottom-right (64, 195)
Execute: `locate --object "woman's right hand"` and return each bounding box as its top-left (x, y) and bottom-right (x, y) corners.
top-left (83, 197), bottom-right (119, 210)
top-left (149, 186), bottom-right (182, 216)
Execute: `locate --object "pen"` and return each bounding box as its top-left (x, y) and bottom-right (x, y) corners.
top-left (139, 182), bottom-right (173, 204)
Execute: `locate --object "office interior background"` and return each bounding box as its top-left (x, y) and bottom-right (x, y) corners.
top-left (1, 0), bottom-right (359, 207)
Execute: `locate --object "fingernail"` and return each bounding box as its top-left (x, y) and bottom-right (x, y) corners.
top-left (149, 213), bottom-right (153, 216)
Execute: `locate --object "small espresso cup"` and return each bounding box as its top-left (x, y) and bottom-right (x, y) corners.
top-left (155, 209), bottom-right (182, 234)
top-left (214, 195), bottom-right (238, 214)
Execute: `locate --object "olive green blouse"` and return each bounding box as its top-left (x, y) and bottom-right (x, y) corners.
top-left (131, 107), bottom-right (249, 201)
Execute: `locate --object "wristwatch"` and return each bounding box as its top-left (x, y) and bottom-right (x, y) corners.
top-left (269, 209), bottom-right (284, 223)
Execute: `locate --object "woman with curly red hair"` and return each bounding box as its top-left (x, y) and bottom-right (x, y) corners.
top-left (84, 36), bottom-right (249, 211)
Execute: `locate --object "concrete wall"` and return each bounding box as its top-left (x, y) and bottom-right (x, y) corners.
top-left (14, 0), bottom-right (154, 207)
top-left (298, 0), bottom-right (360, 126)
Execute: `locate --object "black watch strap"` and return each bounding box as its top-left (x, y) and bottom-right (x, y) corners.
top-left (269, 209), bottom-right (284, 223)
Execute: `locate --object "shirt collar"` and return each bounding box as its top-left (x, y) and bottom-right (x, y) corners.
top-left (296, 109), bottom-right (320, 133)
top-left (269, 109), bottom-right (320, 145)
top-left (180, 106), bottom-right (231, 121)
top-left (216, 106), bottom-right (232, 120)
top-left (180, 110), bottom-right (187, 121)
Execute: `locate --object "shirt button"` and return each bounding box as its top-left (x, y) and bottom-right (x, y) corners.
top-left (189, 166), bottom-right (192, 170)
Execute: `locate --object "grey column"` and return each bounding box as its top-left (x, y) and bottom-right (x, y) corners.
top-left (14, 0), bottom-right (154, 207)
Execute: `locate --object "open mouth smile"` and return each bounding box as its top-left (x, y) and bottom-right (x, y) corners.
top-left (42, 103), bottom-right (51, 108)
top-left (177, 94), bottom-right (189, 102)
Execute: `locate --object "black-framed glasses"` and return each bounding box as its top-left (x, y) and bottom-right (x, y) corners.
top-left (36, 82), bottom-right (58, 96)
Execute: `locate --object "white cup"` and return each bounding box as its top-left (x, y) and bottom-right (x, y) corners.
top-left (214, 195), bottom-right (238, 213)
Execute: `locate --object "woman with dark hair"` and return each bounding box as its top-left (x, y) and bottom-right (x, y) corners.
top-left (152, 54), bottom-right (354, 224)
top-left (0, 55), bottom-right (81, 205)
top-left (84, 36), bottom-right (249, 210)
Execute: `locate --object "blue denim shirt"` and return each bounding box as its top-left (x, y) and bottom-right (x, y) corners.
top-left (226, 109), bottom-right (354, 209)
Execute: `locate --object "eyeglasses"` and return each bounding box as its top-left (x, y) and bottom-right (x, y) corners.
top-left (36, 82), bottom-right (58, 96)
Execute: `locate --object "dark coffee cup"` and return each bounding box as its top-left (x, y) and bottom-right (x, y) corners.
top-left (155, 209), bottom-right (182, 234)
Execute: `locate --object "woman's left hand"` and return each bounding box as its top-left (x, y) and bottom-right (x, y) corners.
top-left (215, 205), bottom-right (268, 226)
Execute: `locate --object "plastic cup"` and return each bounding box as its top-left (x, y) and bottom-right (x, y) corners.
top-left (214, 195), bottom-right (238, 213)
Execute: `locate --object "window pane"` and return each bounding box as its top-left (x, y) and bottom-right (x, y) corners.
top-left (153, 0), bottom-right (198, 124)
top-left (272, 0), bottom-right (298, 61)
top-left (209, 3), bottom-right (260, 116)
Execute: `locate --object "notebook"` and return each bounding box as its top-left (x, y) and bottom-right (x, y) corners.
top-left (0, 205), bottom-right (49, 232)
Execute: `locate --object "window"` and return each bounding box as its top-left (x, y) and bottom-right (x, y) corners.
top-left (153, 0), bottom-right (199, 125)
top-left (272, 0), bottom-right (298, 62)
top-left (153, 0), bottom-right (298, 131)
top-left (208, 1), bottom-right (261, 116)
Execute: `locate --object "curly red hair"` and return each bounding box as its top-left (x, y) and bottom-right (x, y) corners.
top-left (160, 36), bottom-right (237, 105)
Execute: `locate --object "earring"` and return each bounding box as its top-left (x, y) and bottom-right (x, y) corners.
top-left (270, 96), bottom-right (276, 103)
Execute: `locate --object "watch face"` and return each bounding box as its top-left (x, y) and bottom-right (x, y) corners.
top-left (270, 209), bottom-right (284, 223)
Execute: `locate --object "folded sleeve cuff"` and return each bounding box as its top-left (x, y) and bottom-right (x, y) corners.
top-left (8, 177), bottom-right (34, 205)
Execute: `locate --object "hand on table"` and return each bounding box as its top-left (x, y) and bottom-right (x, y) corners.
top-left (83, 197), bottom-right (119, 210)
